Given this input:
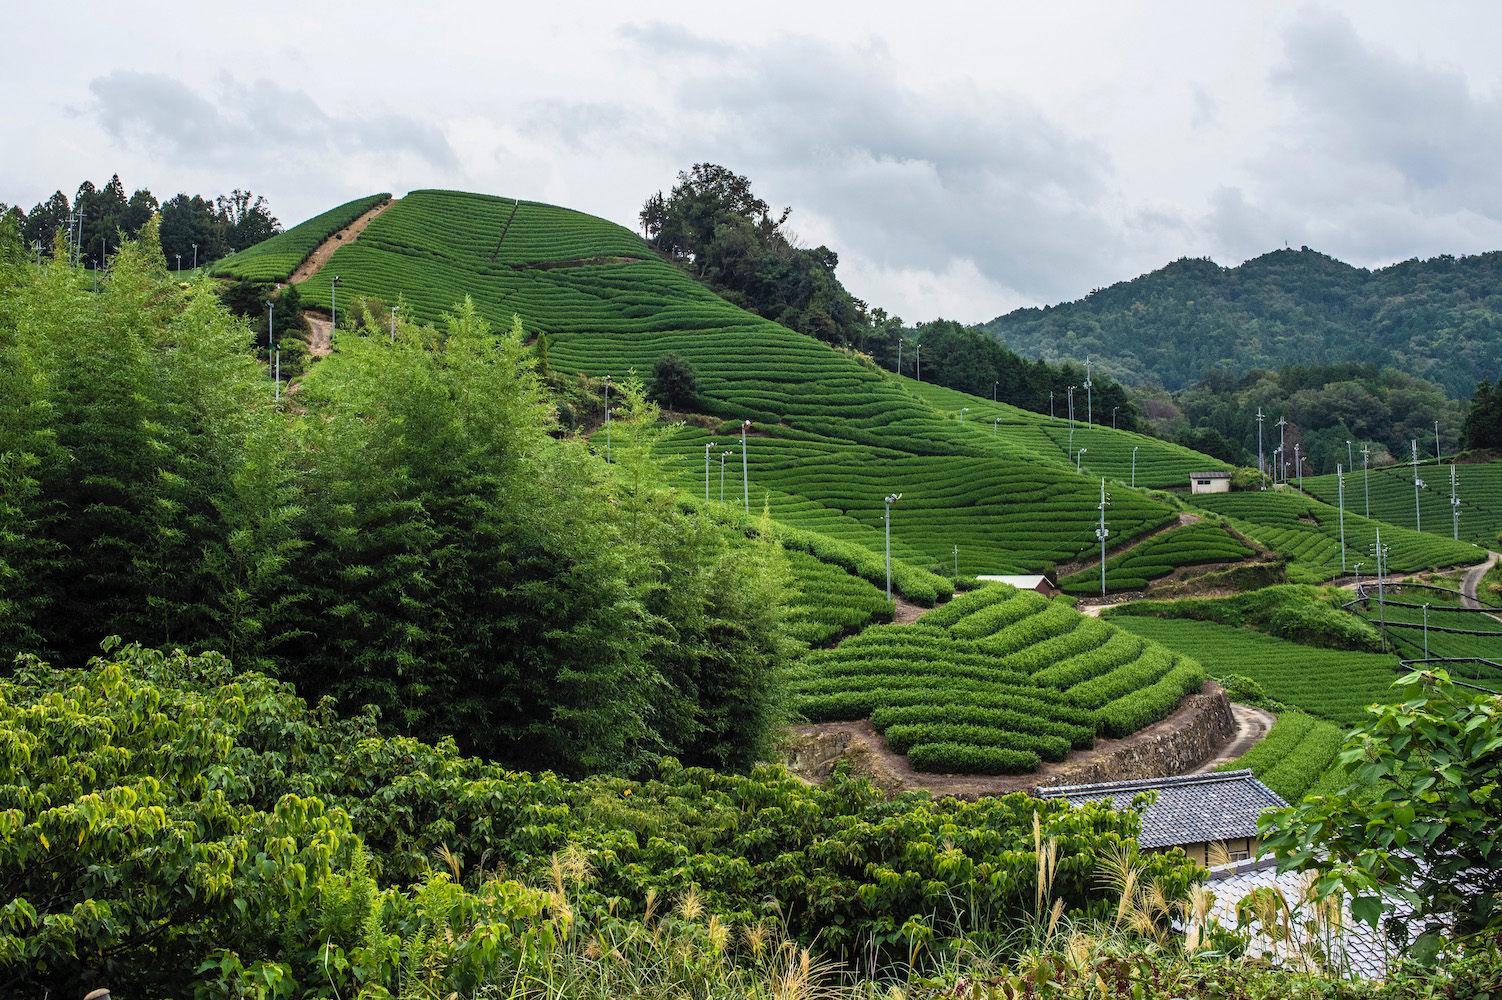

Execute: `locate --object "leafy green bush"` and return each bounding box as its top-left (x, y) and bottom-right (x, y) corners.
top-left (1096, 662), bottom-right (1206, 738)
top-left (906, 741), bottom-right (1041, 775)
top-left (1106, 584), bottom-right (1382, 651)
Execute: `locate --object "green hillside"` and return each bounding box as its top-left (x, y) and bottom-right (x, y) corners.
top-left (1301, 460), bottom-right (1502, 549)
top-left (289, 189), bottom-right (1209, 579)
top-left (208, 193), bottom-right (389, 282)
top-left (981, 247), bottom-right (1502, 397)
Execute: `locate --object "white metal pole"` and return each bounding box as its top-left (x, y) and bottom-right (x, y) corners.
top-left (960, 407), bottom-right (968, 423)
top-left (1132, 446), bottom-right (1137, 489)
top-left (391, 306), bottom-right (398, 342)
top-left (721, 451), bottom-right (729, 503)
top-left (705, 442), bottom-right (715, 502)
top-left (1085, 357), bottom-right (1092, 429)
top-left (741, 420), bottom-right (751, 513)
top-left (1435, 420), bottom-right (1441, 461)
top-left (1097, 478), bottom-right (1110, 596)
top-left (1256, 407), bottom-right (1264, 475)
top-left (1338, 464), bottom-right (1346, 573)
top-left (993, 417), bottom-right (1000, 438)
top-left (1412, 440), bottom-right (1422, 531)
top-left (1423, 604), bottom-right (1429, 658)
top-left (883, 493), bottom-right (901, 601)
top-left (1452, 464), bottom-right (1460, 540)
top-left (1077, 448), bottom-right (1086, 473)
top-left (604, 376), bottom-right (610, 463)
top-left (1362, 444), bottom-right (1370, 517)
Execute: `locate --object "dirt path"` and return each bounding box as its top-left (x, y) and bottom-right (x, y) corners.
top-left (892, 595), bottom-right (929, 624)
top-left (304, 313), bottom-right (333, 356)
top-left (1052, 511), bottom-right (1202, 579)
top-left (1461, 550), bottom-right (1499, 609)
top-left (790, 682), bottom-right (1230, 799)
top-left (287, 198), bottom-right (396, 286)
top-left (1187, 703), bottom-right (1276, 773)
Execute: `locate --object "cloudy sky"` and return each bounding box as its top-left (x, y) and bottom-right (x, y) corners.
top-left (4, 1), bottom-right (1500, 323)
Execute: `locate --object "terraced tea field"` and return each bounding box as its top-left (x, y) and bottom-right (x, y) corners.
top-left (1189, 489), bottom-right (1482, 582)
top-left (1218, 711), bottom-right (1345, 803)
top-left (655, 429), bottom-right (1180, 577)
top-left (784, 548), bottom-right (894, 647)
top-left (792, 584), bottom-right (1204, 774)
top-left (1301, 460), bottom-right (1502, 550)
top-left (1105, 615), bottom-right (1402, 725)
top-left (210, 193), bottom-right (389, 282)
top-left (1349, 596), bottom-right (1502, 678)
top-left (291, 189), bottom-right (1209, 582)
top-left (1058, 521), bottom-right (1255, 594)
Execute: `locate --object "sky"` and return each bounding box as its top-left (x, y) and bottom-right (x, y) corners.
top-left (4, 1), bottom-right (1501, 324)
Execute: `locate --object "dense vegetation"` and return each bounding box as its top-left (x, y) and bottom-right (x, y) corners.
top-left (1217, 710), bottom-right (1346, 803)
top-left (0, 222), bottom-right (792, 776)
top-left (1105, 584), bottom-right (1382, 651)
top-left (0, 642), bottom-right (1200, 997)
top-left (982, 246), bottom-right (1502, 399)
top-left (4, 173), bottom-right (280, 269)
top-left (1132, 361), bottom-right (1460, 475)
top-left (1301, 458), bottom-right (1502, 549)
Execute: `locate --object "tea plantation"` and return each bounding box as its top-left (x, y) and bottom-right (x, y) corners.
top-left (1301, 459), bottom-right (1502, 550)
top-left (1105, 615), bottom-right (1402, 725)
top-left (1217, 710), bottom-right (1345, 803)
top-left (1189, 489), bottom-right (1482, 582)
top-left (1058, 521), bottom-right (1255, 594)
top-left (792, 584), bottom-right (1205, 774)
top-left (209, 193), bottom-right (389, 282)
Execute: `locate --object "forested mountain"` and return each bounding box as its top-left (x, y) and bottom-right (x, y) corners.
top-left (981, 247), bottom-right (1502, 398)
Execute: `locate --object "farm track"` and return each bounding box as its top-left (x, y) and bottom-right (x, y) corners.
top-left (288, 198), bottom-right (397, 285)
top-left (1187, 703), bottom-right (1276, 774)
top-left (1052, 512), bottom-right (1201, 579)
top-left (1461, 550), bottom-right (1499, 609)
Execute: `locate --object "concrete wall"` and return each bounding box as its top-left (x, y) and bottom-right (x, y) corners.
top-left (1190, 477), bottom-right (1231, 494)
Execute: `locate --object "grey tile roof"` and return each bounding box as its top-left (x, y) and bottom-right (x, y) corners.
top-left (1034, 770), bottom-right (1288, 849)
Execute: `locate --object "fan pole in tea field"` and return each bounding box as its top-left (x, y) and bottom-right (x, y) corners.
top-left (1338, 464), bottom-right (1346, 573)
top-left (1096, 478), bottom-right (1110, 596)
top-left (604, 376), bottom-right (611, 463)
top-left (1411, 440), bottom-right (1425, 531)
top-left (720, 450), bottom-right (731, 503)
top-left (704, 442), bottom-right (716, 502)
top-left (1295, 444), bottom-right (1302, 490)
top-left (1050, 391), bottom-right (1054, 423)
top-left (1076, 448), bottom-right (1086, 473)
top-left (390, 305), bottom-right (398, 342)
top-left (1375, 529), bottom-right (1389, 652)
top-left (1131, 446), bottom-right (1138, 488)
top-left (883, 493), bottom-right (902, 600)
top-left (741, 420), bottom-right (751, 513)
top-left (1361, 444), bottom-right (1370, 516)
top-left (1423, 604), bottom-right (1430, 657)
top-left (1435, 420), bottom-right (1441, 460)
top-left (993, 417), bottom-right (1001, 438)
top-left (1084, 357), bottom-right (1093, 429)
top-left (960, 407), bottom-right (969, 422)
top-left (1256, 407), bottom-right (1265, 476)
top-left (1276, 417), bottom-right (1287, 483)
top-left (1451, 465), bottom-right (1460, 540)
top-left (331, 275), bottom-right (340, 330)
top-left (992, 381), bottom-right (998, 401)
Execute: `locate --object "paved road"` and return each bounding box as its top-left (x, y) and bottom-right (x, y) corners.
top-left (1461, 550), bottom-right (1499, 609)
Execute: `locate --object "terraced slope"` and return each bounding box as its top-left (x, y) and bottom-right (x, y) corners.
top-left (1058, 521), bottom-right (1255, 594)
top-left (899, 379), bottom-right (1234, 488)
top-left (1301, 460), bottom-right (1502, 550)
top-left (792, 583), bottom-right (1205, 774)
top-left (1107, 616), bottom-right (1402, 725)
top-left (290, 189), bottom-right (1197, 578)
top-left (1189, 489), bottom-right (1482, 582)
top-left (209, 193), bottom-right (390, 282)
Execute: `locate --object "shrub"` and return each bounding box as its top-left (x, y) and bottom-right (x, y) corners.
top-left (907, 741), bottom-right (1041, 775)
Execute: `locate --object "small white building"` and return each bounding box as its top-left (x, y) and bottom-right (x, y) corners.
top-left (975, 575), bottom-right (1057, 596)
top-left (1190, 471), bottom-right (1232, 494)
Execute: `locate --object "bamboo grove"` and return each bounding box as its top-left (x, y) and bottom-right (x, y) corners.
top-left (0, 217), bottom-right (793, 776)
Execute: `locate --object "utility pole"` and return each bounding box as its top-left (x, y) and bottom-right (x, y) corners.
top-left (1294, 444), bottom-right (1301, 490)
top-left (705, 442), bottom-right (716, 502)
top-left (1435, 420), bottom-right (1441, 461)
top-left (993, 417), bottom-right (1001, 438)
top-left (720, 449), bottom-right (732, 503)
top-left (1049, 391), bottom-right (1054, 423)
top-left (741, 420), bottom-right (751, 513)
top-left (1361, 444), bottom-right (1370, 517)
top-left (1412, 440), bottom-right (1425, 531)
top-left (1276, 417), bottom-right (1287, 484)
top-left (915, 343), bottom-right (921, 383)
top-left (391, 305), bottom-right (398, 342)
top-left (1451, 464), bottom-right (1460, 540)
top-left (1132, 446), bottom-right (1138, 489)
top-left (993, 381), bottom-right (998, 402)
top-left (1376, 528), bottom-right (1387, 652)
top-left (1346, 439), bottom-right (1353, 474)
top-left (960, 407), bottom-right (969, 423)
top-left (897, 339), bottom-right (903, 375)
top-left (603, 376), bottom-right (611, 463)
top-left (1084, 357), bottom-right (1093, 429)
top-left (1337, 464), bottom-right (1346, 573)
top-left (1096, 478), bottom-right (1110, 596)
top-left (331, 275), bottom-right (341, 331)
top-left (1256, 407), bottom-right (1265, 477)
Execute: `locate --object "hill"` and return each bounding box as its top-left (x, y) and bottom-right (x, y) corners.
top-left (980, 247), bottom-right (1502, 397)
top-left (288, 189), bottom-right (1208, 580)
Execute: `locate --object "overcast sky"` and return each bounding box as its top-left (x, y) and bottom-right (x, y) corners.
top-left (4, 1), bottom-right (1500, 323)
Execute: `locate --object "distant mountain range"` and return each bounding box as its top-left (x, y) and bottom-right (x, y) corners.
top-left (979, 247), bottom-right (1502, 398)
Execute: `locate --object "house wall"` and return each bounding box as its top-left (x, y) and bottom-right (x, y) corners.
top-left (1158, 837), bottom-right (1259, 866)
top-left (1190, 478), bottom-right (1231, 494)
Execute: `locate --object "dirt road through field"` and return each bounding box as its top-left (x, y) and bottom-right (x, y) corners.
top-left (1461, 550), bottom-right (1499, 609)
top-left (288, 197), bottom-right (396, 285)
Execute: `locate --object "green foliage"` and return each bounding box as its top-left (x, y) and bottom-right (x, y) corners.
top-left (207, 193), bottom-right (388, 281)
top-left (1190, 490), bottom-right (1480, 583)
top-left (1106, 584), bottom-right (1382, 651)
top-left (1218, 711), bottom-right (1346, 802)
top-left (1260, 670), bottom-right (1502, 953)
top-left (1301, 459), bottom-right (1502, 551)
top-left (1109, 617), bottom-right (1402, 725)
top-left (1462, 379), bottom-right (1502, 450)
top-left (1060, 521), bottom-right (1255, 594)
top-left (0, 642), bottom-right (1202, 995)
top-left (650, 351), bottom-right (699, 409)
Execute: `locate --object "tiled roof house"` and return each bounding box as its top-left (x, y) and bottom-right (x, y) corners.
top-left (1035, 769), bottom-right (1287, 866)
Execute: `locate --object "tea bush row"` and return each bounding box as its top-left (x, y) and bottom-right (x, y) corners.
top-left (210, 193), bottom-right (389, 281)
